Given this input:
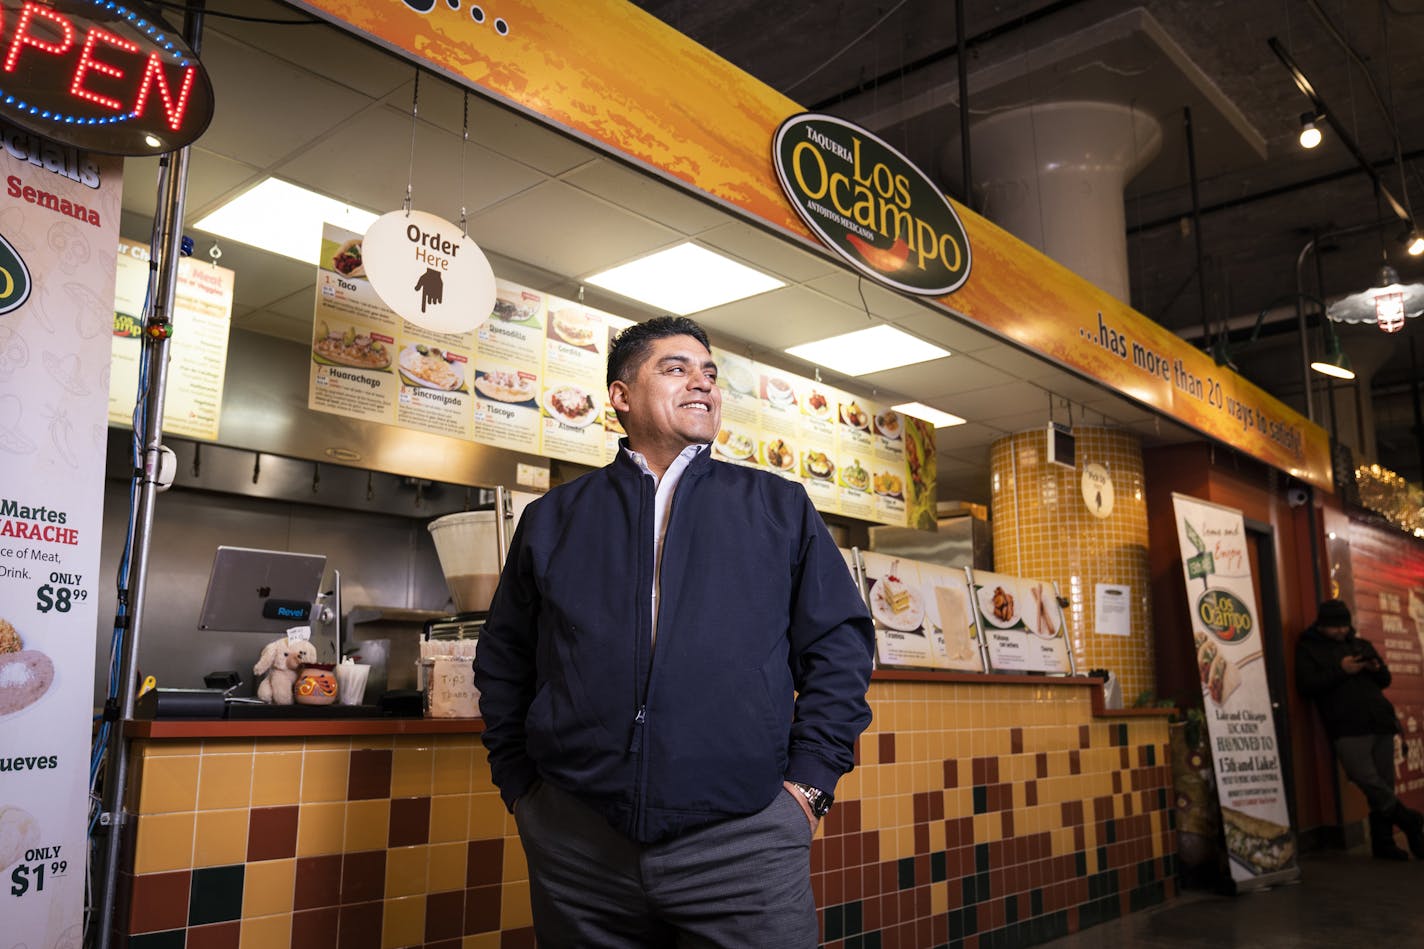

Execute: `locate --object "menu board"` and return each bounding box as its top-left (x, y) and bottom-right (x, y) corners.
top-left (302, 229), bottom-right (932, 515)
top-left (969, 569), bottom-right (1074, 674)
top-left (859, 552), bottom-right (985, 672)
top-left (710, 348), bottom-right (922, 526)
top-left (107, 238), bottom-right (236, 439)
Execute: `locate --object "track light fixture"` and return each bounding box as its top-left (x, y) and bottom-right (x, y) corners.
top-left (1298, 112), bottom-right (1322, 149)
top-left (1405, 226), bottom-right (1424, 257)
top-left (1310, 335), bottom-right (1355, 380)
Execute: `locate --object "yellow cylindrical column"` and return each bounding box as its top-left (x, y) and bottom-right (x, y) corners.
top-left (989, 427), bottom-right (1155, 700)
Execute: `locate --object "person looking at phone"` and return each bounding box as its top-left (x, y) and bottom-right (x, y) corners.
top-left (1296, 598), bottom-right (1424, 860)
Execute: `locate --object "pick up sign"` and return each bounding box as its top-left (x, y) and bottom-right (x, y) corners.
top-left (361, 209), bottom-right (495, 334)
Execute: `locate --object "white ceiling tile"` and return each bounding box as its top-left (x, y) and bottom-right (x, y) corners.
top-left (232, 310), bottom-right (310, 344)
top-left (696, 222), bottom-right (840, 284)
top-left (888, 307), bottom-right (1000, 354)
top-left (693, 287), bottom-right (873, 353)
top-left (123, 150), bottom-right (262, 223)
top-left (859, 355), bottom-right (1013, 396)
top-left (804, 270), bottom-right (927, 321)
top-left (277, 103), bottom-right (547, 219)
top-left (472, 181), bottom-right (679, 277)
top-left (562, 160), bottom-right (728, 236)
top-left (940, 382), bottom-right (1055, 419)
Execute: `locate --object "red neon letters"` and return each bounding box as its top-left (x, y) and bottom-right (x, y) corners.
top-left (2, 1), bottom-right (198, 132)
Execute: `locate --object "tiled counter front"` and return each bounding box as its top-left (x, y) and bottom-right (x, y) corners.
top-left (118, 679), bottom-right (1173, 949)
top-left (824, 677), bottom-right (1176, 949)
top-left (119, 726), bottom-right (530, 949)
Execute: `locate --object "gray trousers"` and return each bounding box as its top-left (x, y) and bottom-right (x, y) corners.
top-left (1334, 733), bottom-right (1399, 814)
top-left (513, 780), bottom-right (817, 949)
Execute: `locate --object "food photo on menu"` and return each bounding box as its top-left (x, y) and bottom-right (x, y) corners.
top-left (0, 618), bottom-right (55, 720)
top-left (801, 387), bottom-right (833, 421)
top-left (328, 237), bottom-right (364, 277)
top-left (473, 366), bottom-right (537, 406)
top-left (541, 382), bottom-right (600, 428)
top-left (874, 409), bottom-right (902, 440)
top-left (763, 374), bottom-right (797, 409)
top-left (721, 360), bottom-right (757, 397)
top-left (714, 427), bottom-right (755, 462)
top-left (867, 561), bottom-right (926, 636)
top-left (492, 285), bottom-right (541, 325)
top-left (839, 458), bottom-right (870, 492)
top-left (762, 436), bottom-right (797, 471)
top-left (839, 399), bottom-right (870, 431)
top-left (547, 306), bottom-right (599, 351)
top-left (803, 449), bottom-right (836, 482)
top-left (312, 321), bottom-right (392, 370)
top-left (398, 344), bottom-right (467, 392)
top-left (873, 470), bottom-right (904, 499)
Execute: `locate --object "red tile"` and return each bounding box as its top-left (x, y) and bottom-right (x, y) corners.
top-left (879, 860), bottom-right (898, 894)
top-left (971, 757), bottom-right (987, 785)
top-left (337, 901), bottom-right (383, 949)
top-left (128, 870), bottom-right (190, 934)
top-left (1025, 781), bottom-right (1038, 807)
top-left (186, 921), bottom-right (239, 949)
top-left (878, 733), bottom-right (896, 764)
top-left (842, 832), bottom-right (862, 867)
top-left (1068, 750), bottom-right (1081, 774)
top-left (1035, 753), bottom-right (1048, 778)
top-left (913, 823), bottom-right (929, 855)
top-left (291, 907), bottom-right (339, 949)
top-left (465, 884), bottom-right (502, 934)
top-left (1000, 809), bottom-right (1014, 839)
top-left (844, 865), bottom-right (861, 900)
top-left (466, 838), bottom-right (504, 887)
top-left (822, 834), bottom-right (843, 871)
top-left (1078, 725), bottom-right (1091, 748)
top-left (294, 855), bottom-right (342, 910)
top-left (389, 796), bottom-right (432, 847)
top-left (247, 806), bottom-right (298, 862)
top-left (840, 799), bottom-right (861, 833)
top-left (929, 792), bottom-right (944, 821)
top-left (347, 748), bottom-right (393, 800)
top-left (1112, 771), bottom-right (1122, 794)
top-left (862, 864), bottom-right (881, 899)
top-left (500, 928), bottom-right (537, 949)
top-left (915, 854), bottom-right (930, 886)
top-left (863, 894), bottom-right (882, 931)
top-left (912, 792), bottom-right (930, 824)
top-left (810, 838), bottom-right (825, 875)
top-left (340, 850), bottom-right (386, 905)
top-left (943, 758), bottom-right (959, 788)
top-left (1010, 727), bottom-right (1024, 754)
top-left (425, 889), bottom-right (464, 942)
top-left (825, 870), bottom-right (844, 904)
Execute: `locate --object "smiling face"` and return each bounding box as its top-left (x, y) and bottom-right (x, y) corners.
top-left (609, 334), bottom-right (721, 475)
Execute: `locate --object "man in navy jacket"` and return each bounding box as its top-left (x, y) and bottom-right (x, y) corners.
top-left (476, 315), bottom-right (875, 947)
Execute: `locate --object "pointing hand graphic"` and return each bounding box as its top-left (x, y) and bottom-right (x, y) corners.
top-left (414, 268), bottom-right (444, 312)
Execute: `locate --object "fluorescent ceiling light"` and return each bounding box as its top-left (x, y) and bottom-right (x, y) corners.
top-left (892, 402), bottom-right (966, 428)
top-left (785, 324), bottom-right (950, 376)
top-left (194, 178), bottom-right (379, 265)
top-left (585, 243), bottom-right (784, 314)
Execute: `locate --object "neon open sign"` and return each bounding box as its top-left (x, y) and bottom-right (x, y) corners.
top-left (0, 0), bottom-right (213, 154)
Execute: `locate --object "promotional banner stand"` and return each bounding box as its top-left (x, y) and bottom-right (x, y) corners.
top-left (93, 9), bottom-right (207, 944)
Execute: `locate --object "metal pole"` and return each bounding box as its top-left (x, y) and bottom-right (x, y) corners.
top-left (94, 7), bottom-right (204, 944)
top-left (1184, 107), bottom-right (1212, 348)
top-left (956, 0), bottom-right (972, 206)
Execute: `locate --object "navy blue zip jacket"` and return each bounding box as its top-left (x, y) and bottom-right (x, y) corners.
top-left (475, 444), bottom-right (875, 843)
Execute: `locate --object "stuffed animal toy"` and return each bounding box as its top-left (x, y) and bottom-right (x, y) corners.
top-left (254, 637), bottom-right (318, 705)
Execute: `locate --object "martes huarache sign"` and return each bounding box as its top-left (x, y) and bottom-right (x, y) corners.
top-left (773, 113), bottom-right (971, 296)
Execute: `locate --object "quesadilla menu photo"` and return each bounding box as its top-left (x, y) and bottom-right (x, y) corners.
top-left (1222, 806), bottom-right (1295, 875)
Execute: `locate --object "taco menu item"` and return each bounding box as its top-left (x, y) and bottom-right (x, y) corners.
top-left (330, 239), bottom-right (364, 277)
top-left (0, 649), bottom-right (54, 717)
top-left (1222, 807), bottom-right (1295, 874)
top-left (474, 369), bottom-right (535, 403)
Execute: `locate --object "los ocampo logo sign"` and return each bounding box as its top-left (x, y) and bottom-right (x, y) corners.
top-left (773, 113), bottom-right (971, 296)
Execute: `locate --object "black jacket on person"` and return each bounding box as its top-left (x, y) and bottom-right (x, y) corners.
top-left (475, 443), bottom-right (875, 843)
top-left (1295, 623), bottom-right (1398, 739)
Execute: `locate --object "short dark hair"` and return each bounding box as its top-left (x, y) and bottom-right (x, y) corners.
top-left (606, 316), bottom-right (711, 388)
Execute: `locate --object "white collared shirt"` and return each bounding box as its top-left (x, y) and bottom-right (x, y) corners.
top-left (624, 443), bottom-right (706, 646)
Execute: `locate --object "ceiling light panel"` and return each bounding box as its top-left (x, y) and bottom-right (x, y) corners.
top-left (892, 402), bottom-right (966, 427)
top-left (194, 178), bottom-right (378, 264)
top-left (785, 325), bottom-right (950, 376)
top-left (585, 243), bottom-right (785, 314)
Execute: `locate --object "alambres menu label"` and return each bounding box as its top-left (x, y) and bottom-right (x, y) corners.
top-left (773, 113), bottom-right (971, 295)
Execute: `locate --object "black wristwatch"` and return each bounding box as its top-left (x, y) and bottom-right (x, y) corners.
top-left (792, 782), bottom-right (833, 818)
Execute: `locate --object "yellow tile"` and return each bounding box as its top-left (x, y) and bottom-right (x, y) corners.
top-left (296, 802), bottom-right (345, 857)
top-left (304, 737), bottom-right (353, 752)
top-left (137, 755), bottom-right (199, 815)
top-left (242, 858), bottom-right (296, 918)
top-left (428, 841), bottom-right (466, 893)
top-left (382, 894), bottom-right (426, 949)
top-left (429, 795), bottom-right (470, 844)
top-left (193, 808), bottom-right (249, 868)
top-left (463, 935), bottom-right (501, 949)
top-left (386, 844), bottom-right (430, 898)
top-left (433, 745), bottom-right (474, 795)
top-left (299, 749), bottom-right (350, 803)
top-left (143, 740), bottom-right (205, 757)
top-left (468, 793), bottom-right (506, 840)
top-left (392, 747), bottom-right (435, 798)
top-left (501, 836), bottom-right (527, 883)
top-left (345, 799), bottom-right (391, 853)
top-left (501, 880), bottom-right (533, 929)
top-left (240, 913), bottom-right (292, 949)
top-left (251, 752), bottom-right (304, 807)
top-left (133, 812), bottom-right (194, 874)
top-left (197, 752), bottom-right (254, 811)
top-left (261, 740), bottom-right (307, 753)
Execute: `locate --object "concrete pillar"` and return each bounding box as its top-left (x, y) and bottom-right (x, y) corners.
top-left (950, 101), bottom-right (1161, 303)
